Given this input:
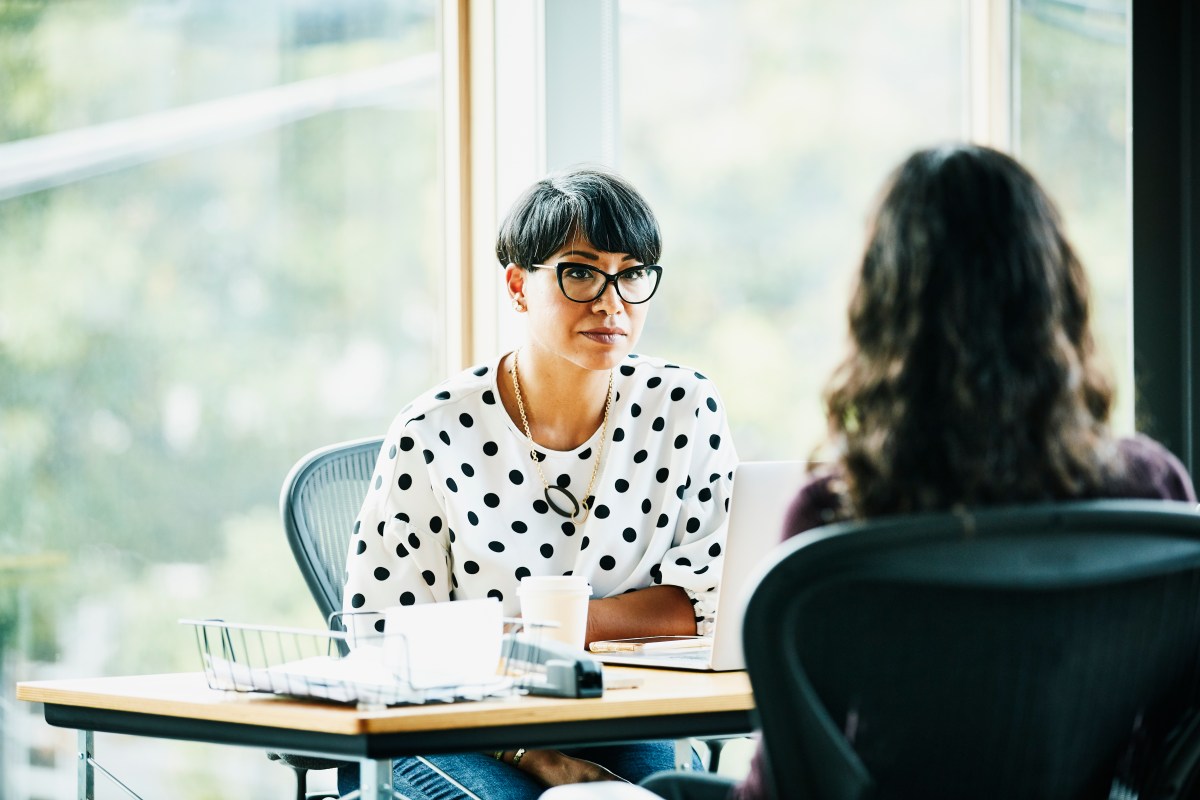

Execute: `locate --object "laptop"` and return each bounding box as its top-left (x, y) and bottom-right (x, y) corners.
top-left (595, 460), bottom-right (809, 672)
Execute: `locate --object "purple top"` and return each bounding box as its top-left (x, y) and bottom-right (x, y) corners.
top-left (734, 434), bottom-right (1197, 800)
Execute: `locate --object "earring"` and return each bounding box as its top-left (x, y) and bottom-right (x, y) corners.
top-left (512, 297), bottom-right (524, 311)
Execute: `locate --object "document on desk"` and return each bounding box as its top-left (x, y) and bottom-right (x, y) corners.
top-left (204, 646), bottom-right (513, 705)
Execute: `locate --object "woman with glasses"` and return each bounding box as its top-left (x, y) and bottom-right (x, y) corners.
top-left (341, 167), bottom-right (738, 799)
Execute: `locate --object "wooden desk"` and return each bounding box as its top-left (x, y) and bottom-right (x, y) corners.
top-left (18, 669), bottom-right (755, 799)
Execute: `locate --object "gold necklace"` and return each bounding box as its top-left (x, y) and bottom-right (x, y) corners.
top-left (510, 349), bottom-right (613, 524)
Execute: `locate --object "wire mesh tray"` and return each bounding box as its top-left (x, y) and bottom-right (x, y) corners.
top-left (182, 617), bottom-right (523, 707)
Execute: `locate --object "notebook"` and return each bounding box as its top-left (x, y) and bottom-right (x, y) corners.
top-left (595, 460), bottom-right (809, 672)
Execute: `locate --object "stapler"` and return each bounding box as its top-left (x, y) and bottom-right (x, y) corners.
top-left (501, 635), bottom-right (604, 698)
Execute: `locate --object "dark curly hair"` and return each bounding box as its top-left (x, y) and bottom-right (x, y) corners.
top-left (824, 144), bottom-right (1117, 517)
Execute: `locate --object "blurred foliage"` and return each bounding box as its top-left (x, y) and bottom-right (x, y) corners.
top-left (0, 2), bottom-right (441, 795)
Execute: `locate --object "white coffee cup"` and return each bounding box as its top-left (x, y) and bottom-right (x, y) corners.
top-left (517, 575), bottom-right (593, 651)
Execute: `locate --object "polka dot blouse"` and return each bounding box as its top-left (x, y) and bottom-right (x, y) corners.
top-left (343, 352), bottom-right (739, 639)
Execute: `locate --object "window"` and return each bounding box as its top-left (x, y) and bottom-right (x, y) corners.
top-left (0, 2), bottom-right (442, 794)
top-left (619, 0), bottom-right (966, 458)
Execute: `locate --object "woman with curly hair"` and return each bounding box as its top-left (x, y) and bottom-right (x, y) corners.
top-left (636, 144), bottom-right (1195, 800)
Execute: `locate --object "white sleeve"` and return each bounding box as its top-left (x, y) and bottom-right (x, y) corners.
top-left (342, 418), bottom-right (453, 642)
top-left (657, 383), bottom-right (738, 636)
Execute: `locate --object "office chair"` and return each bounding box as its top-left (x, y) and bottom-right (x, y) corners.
top-left (274, 436), bottom-right (385, 800)
top-left (743, 499), bottom-right (1200, 800)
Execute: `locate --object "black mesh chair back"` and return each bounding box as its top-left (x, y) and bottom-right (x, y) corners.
top-left (743, 500), bottom-right (1200, 800)
top-left (281, 436), bottom-right (384, 625)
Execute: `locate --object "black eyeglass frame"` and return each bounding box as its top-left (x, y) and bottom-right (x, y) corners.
top-left (528, 263), bottom-right (664, 304)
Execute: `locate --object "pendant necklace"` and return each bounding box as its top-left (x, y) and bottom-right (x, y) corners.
top-left (510, 349), bottom-right (613, 524)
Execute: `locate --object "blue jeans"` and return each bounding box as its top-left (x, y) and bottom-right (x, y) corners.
top-left (338, 742), bottom-right (698, 799)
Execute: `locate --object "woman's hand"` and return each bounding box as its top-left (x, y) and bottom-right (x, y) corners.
top-left (515, 748), bottom-right (628, 786)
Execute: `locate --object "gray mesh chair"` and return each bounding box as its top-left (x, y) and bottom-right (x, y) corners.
top-left (743, 499), bottom-right (1200, 800)
top-left (274, 437), bottom-right (384, 800)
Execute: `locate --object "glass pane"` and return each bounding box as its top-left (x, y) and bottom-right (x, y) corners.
top-left (619, 0), bottom-right (965, 458)
top-left (1016, 0), bottom-right (1131, 430)
top-left (0, 2), bottom-right (441, 796)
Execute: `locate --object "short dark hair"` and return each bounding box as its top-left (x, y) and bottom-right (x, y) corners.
top-left (495, 167), bottom-right (662, 269)
top-left (824, 143), bottom-right (1116, 516)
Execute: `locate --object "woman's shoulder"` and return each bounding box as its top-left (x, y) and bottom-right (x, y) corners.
top-left (386, 356), bottom-right (503, 435)
top-left (1107, 434), bottom-right (1197, 502)
top-left (617, 353), bottom-right (723, 403)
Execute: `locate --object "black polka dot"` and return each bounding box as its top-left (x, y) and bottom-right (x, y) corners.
top-left (488, 589), bottom-right (504, 601)
top-left (351, 593), bottom-right (366, 608)
top-left (515, 566), bottom-right (531, 580)
top-left (695, 371), bottom-right (706, 380)
top-left (674, 434), bottom-right (688, 449)
top-left (613, 427), bottom-right (625, 442)
top-left (589, 504), bottom-right (609, 520)
top-left (634, 450), bottom-right (648, 463)
top-left (540, 543), bottom-right (554, 558)
top-left (400, 591), bottom-right (415, 606)
top-left (355, 540), bottom-right (367, 555)
top-left (429, 517), bottom-right (443, 533)
top-left (533, 499), bottom-right (549, 514)
top-left (373, 567), bottom-right (390, 581)
top-left (650, 563), bottom-right (662, 584)
top-left (709, 434), bottom-right (722, 450)
top-left (435, 390), bottom-right (451, 400)
top-left (706, 397), bottom-right (718, 412)
top-left (464, 560), bottom-right (480, 574)
top-left (630, 403), bottom-right (642, 417)
top-left (489, 540), bottom-right (505, 552)
top-left (389, 444), bottom-right (398, 458)
top-left (396, 512), bottom-right (411, 524)
top-left (374, 475), bottom-right (382, 490)
top-left (676, 557), bottom-right (692, 566)
top-left (687, 517), bottom-right (702, 534)
top-left (422, 570), bottom-right (436, 586)
top-left (615, 478), bottom-right (629, 493)
top-left (656, 468), bottom-right (670, 483)
top-left (377, 521), bottom-right (386, 535)
top-left (709, 472), bottom-right (721, 483)
top-left (395, 543), bottom-right (409, 558)
top-left (449, 529), bottom-right (456, 543)
top-left (600, 555), bottom-right (616, 570)
top-left (709, 543), bottom-right (722, 557)
top-left (670, 387), bottom-right (685, 401)
top-left (652, 417), bottom-right (665, 432)
top-left (446, 477), bottom-right (458, 492)
top-left (439, 430), bottom-right (451, 446)
top-left (725, 498), bottom-right (730, 511)
top-left (620, 364), bottom-right (635, 376)
top-left (580, 536), bottom-right (590, 550)
top-left (656, 513), bottom-right (669, 528)
top-left (452, 574), bottom-right (459, 588)
top-left (622, 527), bottom-right (637, 542)
top-left (484, 493), bottom-right (500, 508)
top-left (509, 470), bottom-right (525, 485)
top-left (698, 487), bottom-right (713, 502)
top-left (512, 520), bottom-right (528, 533)
top-left (695, 565), bottom-right (710, 575)
top-left (483, 441), bottom-right (499, 456)
top-left (641, 498), bottom-right (652, 514)
top-left (556, 473), bottom-right (571, 488)
top-left (408, 414), bottom-right (425, 422)
top-left (532, 450), bottom-right (547, 462)
top-left (423, 449), bottom-right (435, 464)
top-left (647, 376), bottom-right (662, 389)
top-left (482, 389), bottom-right (496, 405)
top-left (468, 511), bottom-right (479, 526)
top-left (408, 532), bottom-right (421, 549)
top-left (459, 413), bottom-right (474, 428)
top-left (462, 463), bottom-right (475, 477)
top-left (354, 520), bottom-right (361, 534)
top-left (398, 474), bottom-right (412, 490)
top-left (399, 436), bottom-right (415, 451)
top-left (578, 447), bottom-right (592, 460)
top-left (561, 521), bottom-right (576, 536)
top-left (676, 484), bottom-right (687, 499)
top-left (473, 365), bottom-right (489, 376)
top-left (374, 619), bottom-right (386, 632)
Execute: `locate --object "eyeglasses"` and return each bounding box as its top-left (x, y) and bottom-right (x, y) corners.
top-left (528, 263), bottom-right (663, 304)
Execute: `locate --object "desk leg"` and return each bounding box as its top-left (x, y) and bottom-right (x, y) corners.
top-left (77, 730), bottom-right (94, 800)
top-left (360, 758), bottom-right (392, 800)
